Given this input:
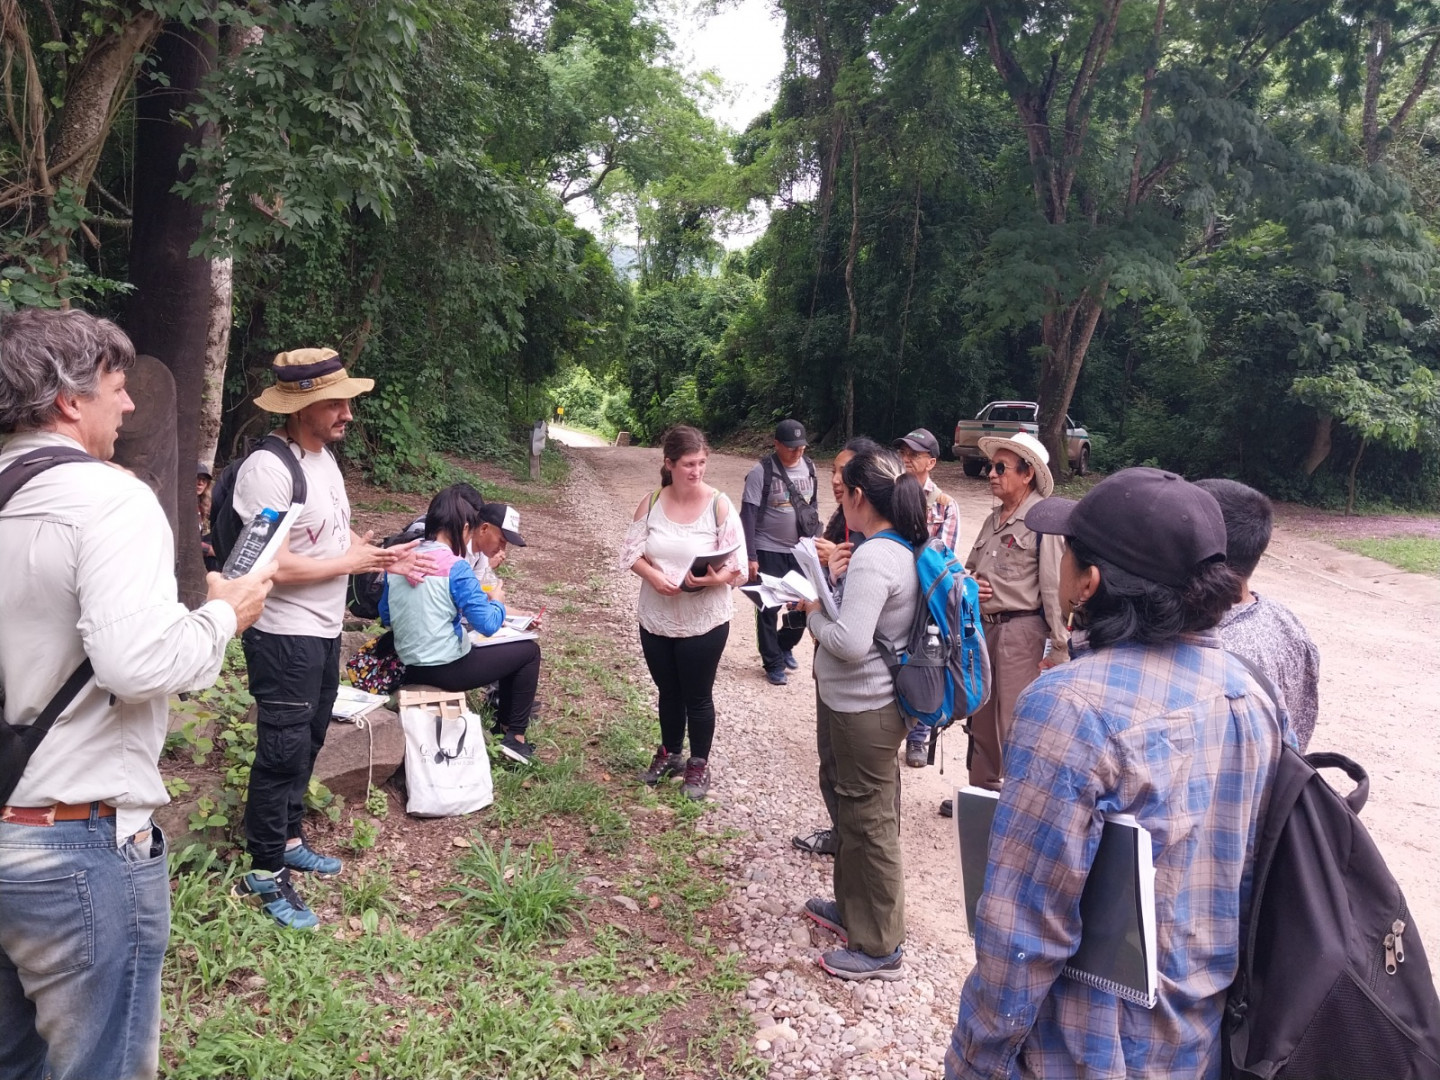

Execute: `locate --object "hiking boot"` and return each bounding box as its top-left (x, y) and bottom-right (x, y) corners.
top-left (782, 650), bottom-right (799, 671)
top-left (283, 841), bottom-right (343, 877)
top-left (232, 867), bottom-right (320, 930)
top-left (939, 798), bottom-right (953, 818)
top-left (765, 667), bottom-right (788, 686)
top-left (904, 733), bottom-right (928, 768)
top-left (681, 757), bottom-right (710, 800)
top-left (499, 734), bottom-right (534, 765)
top-left (792, 828), bottom-right (838, 856)
top-left (803, 897), bottom-right (847, 942)
top-left (818, 946), bottom-right (903, 981)
top-left (639, 745), bottom-right (683, 785)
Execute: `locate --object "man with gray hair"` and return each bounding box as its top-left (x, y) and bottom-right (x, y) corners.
top-left (0, 308), bottom-right (272, 1080)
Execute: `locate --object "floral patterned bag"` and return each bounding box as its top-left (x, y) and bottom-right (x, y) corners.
top-left (344, 631), bottom-right (405, 695)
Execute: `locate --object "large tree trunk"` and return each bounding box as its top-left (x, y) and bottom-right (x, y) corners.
top-left (124, 21), bottom-right (217, 608)
top-left (1036, 289), bottom-right (1106, 473)
top-left (1303, 411), bottom-right (1334, 475)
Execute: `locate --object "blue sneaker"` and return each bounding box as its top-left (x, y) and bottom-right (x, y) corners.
top-left (232, 867), bottom-right (320, 930)
top-left (803, 897), bottom-right (847, 942)
top-left (765, 667), bottom-right (788, 686)
top-left (782, 651), bottom-right (799, 671)
top-left (818, 946), bottom-right (903, 981)
top-left (283, 842), bottom-right (343, 877)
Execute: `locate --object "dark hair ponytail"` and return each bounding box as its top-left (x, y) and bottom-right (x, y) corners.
top-left (659, 425), bottom-right (709, 487)
top-left (424, 484), bottom-right (485, 557)
top-left (841, 446), bottom-right (928, 547)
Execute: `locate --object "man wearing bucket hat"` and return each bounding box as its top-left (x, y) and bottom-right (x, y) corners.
top-left (945, 467), bottom-right (1283, 1078)
top-left (230, 348), bottom-right (419, 929)
top-left (940, 432), bottom-right (1067, 808)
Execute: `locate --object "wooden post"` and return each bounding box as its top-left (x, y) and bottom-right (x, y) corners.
top-left (530, 419), bottom-right (547, 481)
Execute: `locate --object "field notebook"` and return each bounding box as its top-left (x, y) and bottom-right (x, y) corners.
top-left (954, 788), bottom-right (1158, 1008)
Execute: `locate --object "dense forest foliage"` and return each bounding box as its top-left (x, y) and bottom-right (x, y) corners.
top-left (4, 0), bottom-right (1439, 536)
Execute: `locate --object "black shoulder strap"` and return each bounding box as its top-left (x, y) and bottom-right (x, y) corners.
top-left (0, 448), bottom-right (97, 745)
top-left (258, 434), bottom-right (308, 506)
top-left (757, 455), bottom-right (777, 526)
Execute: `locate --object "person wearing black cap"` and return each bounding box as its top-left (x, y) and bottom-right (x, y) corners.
top-left (384, 489), bottom-right (542, 766)
top-left (945, 468), bottom-right (1286, 1079)
top-left (892, 426), bottom-right (960, 768)
top-left (740, 419), bottom-right (821, 685)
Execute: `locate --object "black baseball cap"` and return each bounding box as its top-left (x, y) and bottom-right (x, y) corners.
top-left (893, 428), bottom-right (940, 457)
top-left (1026, 467), bottom-right (1226, 588)
top-left (476, 502), bottom-right (527, 547)
top-left (774, 419), bottom-right (807, 448)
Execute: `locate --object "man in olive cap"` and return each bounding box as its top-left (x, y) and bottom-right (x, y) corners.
top-left (230, 348), bottom-right (418, 929)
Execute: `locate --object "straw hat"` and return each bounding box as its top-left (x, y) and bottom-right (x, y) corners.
top-left (253, 348), bottom-right (375, 415)
top-left (976, 431), bottom-right (1054, 498)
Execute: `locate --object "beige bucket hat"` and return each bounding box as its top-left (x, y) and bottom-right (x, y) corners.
top-left (976, 430), bottom-right (1054, 498)
top-left (253, 348), bottom-right (375, 414)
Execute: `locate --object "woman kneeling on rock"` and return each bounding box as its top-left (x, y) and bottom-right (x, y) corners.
top-left (621, 425), bottom-right (746, 800)
top-left (795, 444), bottom-right (923, 981)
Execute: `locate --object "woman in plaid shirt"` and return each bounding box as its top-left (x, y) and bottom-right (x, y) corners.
top-left (946, 468), bottom-right (1286, 1079)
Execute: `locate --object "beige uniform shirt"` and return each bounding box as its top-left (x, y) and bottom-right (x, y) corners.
top-left (964, 489), bottom-right (1068, 660)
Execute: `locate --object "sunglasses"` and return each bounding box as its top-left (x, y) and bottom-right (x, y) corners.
top-left (984, 460), bottom-right (1029, 476)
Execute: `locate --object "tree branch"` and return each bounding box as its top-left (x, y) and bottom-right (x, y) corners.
top-left (1387, 31), bottom-right (1440, 143)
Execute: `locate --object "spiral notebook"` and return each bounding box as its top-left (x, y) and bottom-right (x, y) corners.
top-left (954, 788), bottom-right (1158, 1008)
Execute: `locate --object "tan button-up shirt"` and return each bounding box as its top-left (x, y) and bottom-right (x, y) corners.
top-left (964, 489), bottom-right (1068, 660)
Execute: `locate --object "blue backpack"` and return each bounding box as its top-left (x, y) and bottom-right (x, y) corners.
top-left (871, 531), bottom-right (991, 732)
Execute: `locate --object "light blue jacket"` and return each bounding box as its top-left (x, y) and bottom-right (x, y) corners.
top-left (380, 541), bottom-right (505, 667)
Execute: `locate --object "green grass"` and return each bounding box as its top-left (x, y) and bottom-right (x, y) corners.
top-left (160, 621), bottom-right (753, 1078)
top-left (1335, 536), bottom-right (1440, 576)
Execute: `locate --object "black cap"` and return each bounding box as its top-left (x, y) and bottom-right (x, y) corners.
top-left (476, 502), bottom-right (527, 547)
top-left (893, 428), bottom-right (940, 457)
top-left (1026, 467), bottom-right (1227, 588)
top-left (774, 419), bottom-right (807, 448)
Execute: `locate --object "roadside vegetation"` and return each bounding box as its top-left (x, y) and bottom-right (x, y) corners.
top-left (1335, 536), bottom-right (1440, 577)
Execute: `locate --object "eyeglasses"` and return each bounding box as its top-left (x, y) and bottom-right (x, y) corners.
top-left (983, 461), bottom-right (1028, 476)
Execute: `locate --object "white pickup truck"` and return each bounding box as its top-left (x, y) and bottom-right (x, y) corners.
top-left (953, 401), bottom-right (1091, 477)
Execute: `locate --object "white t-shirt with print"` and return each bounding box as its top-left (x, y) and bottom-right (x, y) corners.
top-left (233, 435), bottom-right (351, 637)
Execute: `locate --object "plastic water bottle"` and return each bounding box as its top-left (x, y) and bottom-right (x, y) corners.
top-left (925, 622), bottom-right (942, 658)
top-left (222, 508), bottom-right (281, 579)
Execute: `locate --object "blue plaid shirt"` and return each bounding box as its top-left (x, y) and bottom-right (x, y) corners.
top-left (946, 632), bottom-right (1284, 1080)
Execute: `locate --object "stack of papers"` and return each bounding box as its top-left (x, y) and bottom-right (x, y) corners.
top-left (469, 625), bottom-right (538, 648)
top-left (741, 570), bottom-right (817, 610)
top-left (793, 538), bottom-right (840, 619)
top-left (332, 684), bottom-right (389, 721)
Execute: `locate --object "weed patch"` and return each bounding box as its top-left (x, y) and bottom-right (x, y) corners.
top-left (1336, 535), bottom-right (1440, 576)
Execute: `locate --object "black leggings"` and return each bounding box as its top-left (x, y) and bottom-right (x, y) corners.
top-left (639, 622), bottom-right (728, 760)
top-left (404, 639), bottom-right (542, 735)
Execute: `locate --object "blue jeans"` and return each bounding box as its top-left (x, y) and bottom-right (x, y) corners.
top-left (0, 810), bottom-right (169, 1080)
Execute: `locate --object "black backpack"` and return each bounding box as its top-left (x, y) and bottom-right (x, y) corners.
top-left (346, 516), bottom-right (426, 620)
top-left (0, 447), bottom-right (97, 803)
top-left (209, 435), bottom-right (307, 566)
top-left (1224, 742), bottom-right (1440, 1079)
top-left (758, 453), bottom-right (820, 538)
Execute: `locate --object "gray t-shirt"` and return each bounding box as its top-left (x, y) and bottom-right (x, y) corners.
top-left (233, 435), bottom-right (352, 638)
top-left (1218, 592), bottom-right (1321, 752)
top-left (741, 456), bottom-right (816, 553)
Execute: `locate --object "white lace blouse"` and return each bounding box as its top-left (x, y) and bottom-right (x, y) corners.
top-left (620, 490), bottom-right (747, 638)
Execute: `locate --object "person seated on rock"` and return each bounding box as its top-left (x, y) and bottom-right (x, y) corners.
top-left (381, 486), bottom-right (541, 765)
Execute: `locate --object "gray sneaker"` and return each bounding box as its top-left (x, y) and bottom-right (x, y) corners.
top-left (818, 946), bottom-right (903, 981)
top-left (803, 897), bottom-right (847, 942)
top-left (681, 757), bottom-right (710, 800)
top-left (639, 745), bottom-right (683, 785)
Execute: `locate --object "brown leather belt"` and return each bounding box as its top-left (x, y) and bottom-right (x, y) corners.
top-left (1, 802), bottom-right (116, 826)
top-left (982, 608), bottom-right (1044, 625)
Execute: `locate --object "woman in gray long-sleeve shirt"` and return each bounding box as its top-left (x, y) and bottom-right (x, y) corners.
top-left (797, 445), bottom-right (924, 982)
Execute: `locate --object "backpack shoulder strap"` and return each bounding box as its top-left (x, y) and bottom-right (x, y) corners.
top-left (757, 455), bottom-right (777, 525)
top-left (257, 434), bottom-right (308, 507)
top-left (0, 448), bottom-right (97, 760)
top-left (805, 456), bottom-right (817, 504)
top-left (0, 447), bottom-right (97, 511)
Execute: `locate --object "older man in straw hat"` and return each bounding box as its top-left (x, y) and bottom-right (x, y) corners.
top-left (943, 432), bottom-right (1069, 808)
top-left (230, 348), bottom-right (418, 929)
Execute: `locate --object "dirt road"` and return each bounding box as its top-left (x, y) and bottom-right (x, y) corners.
top-left (577, 441), bottom-right (1440, 948)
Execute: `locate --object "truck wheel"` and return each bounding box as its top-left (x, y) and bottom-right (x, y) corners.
top-left (1075, 445), bottom-right (1091, 477)
top-left (962, 458), bottom-right (984, 478)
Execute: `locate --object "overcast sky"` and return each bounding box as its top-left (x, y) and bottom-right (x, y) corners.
top-left (669, 0), bottom-right (786, 134)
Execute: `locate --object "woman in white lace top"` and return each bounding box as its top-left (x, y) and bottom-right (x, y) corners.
top-left (620, 425), bottom-right (746, 799)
